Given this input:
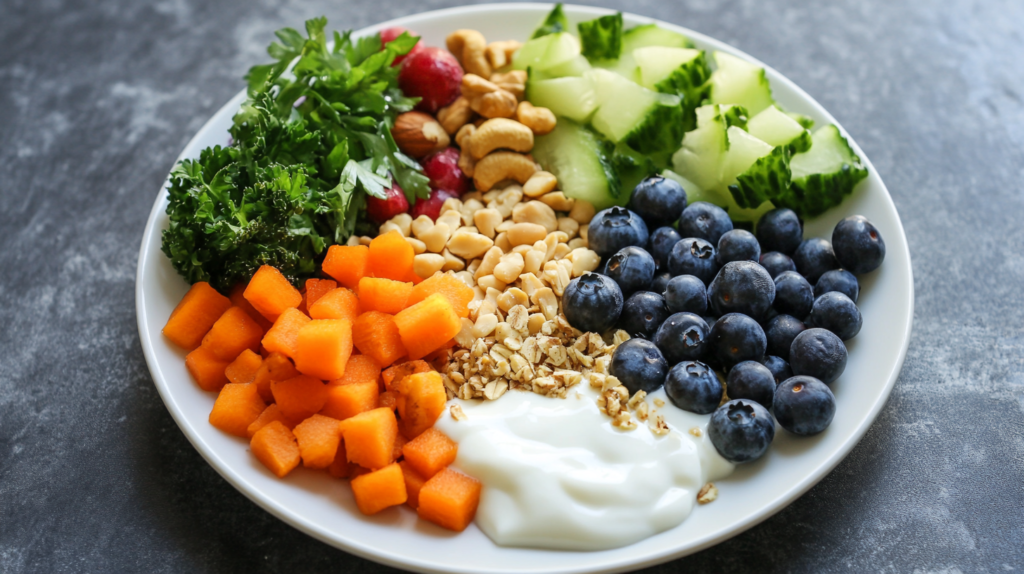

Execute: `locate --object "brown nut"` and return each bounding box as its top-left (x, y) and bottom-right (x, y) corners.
top-left (447, 29), bottom-right (491, 77)
top-left (436, 96), bottom-right (474, 135)
top-left (474, 90), bottom-right (518, 119)
top-left (392, 111), bottom-right (450, 158)
top-left (469, 118), bottom-right (534, 159)
top-left (490, 70), bottom-right (527, 100)
top-left (516, 101), bottom-right (557, 135)
top-left (485, 41), bottom-right (522, 69)
top-left (472, 152), bottom-right (538, 191)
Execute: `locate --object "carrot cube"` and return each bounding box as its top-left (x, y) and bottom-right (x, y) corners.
top-left (200, 306), bottom-right (264, 361)
top-left (261, 308), bottom-right (310, 359)
top-left (393, 294), bottom-right (462, 360)
top-left (294, 319), bottom-right (353, 381)
top-left (225, 348), bottom-right (263, 385)
top-left (417, 468), bottom-right (482, 532)
top-left (407, 272), bottom-right (474, 319)
top-left (322, 245), bottom-right (369, 289)
top-left (338, 407), bottom-right (398, 470)
top-left (351, 311), bottom-right (407, 367)
top-left (402, 428), bottom-right (458, 479)
top-left (229, 283), bottom-right (273, 331)
top-left (357, 277), bottom-right (414, 314)
top-left (329, 355), bottom-right (381, 387)
top-left (328, 442), bottom-right (349, 478)
top-left (209, 383), bottom-right (266, 437)
top-left (399, 461), bottom-right (428, 509)
top-left (293, 414), bottom-right (344, 469)
top-left (395, 371), bottom-right (447, 439)
top-left (247, 403), bottom-right (295, 438)
top-left (392, 431), bottom-right (409, 462)
top-left (251, 352), bottom-right (299, 403)
top-left (305, 278), bottom-right (337, 309)
top-left (272, 375), bottom-right (328, 422)
top-left (243, 265), bottom-right (302, 321)
top-left (368, 230), bottom-right (415, 281)
top-left (185, 346), bottom-right (231, 392)
top-left (381, 360), bottom-right (433, 392)
top-left (321, 381), bottom-right (379, 421)
top-left (163, 281), bottom-right (232, 350)
top-left (350, 462), bottom-right (408, 515)
top-left (378, 390), bottom-right (399, 411)
top-left (308, 288), bottom-right (360, 322)
top-left (250, 420), bottom-right (301, 478)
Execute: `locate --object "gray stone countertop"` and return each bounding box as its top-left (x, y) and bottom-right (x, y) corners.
top-left (1, 0), bottom-right (1022, 572)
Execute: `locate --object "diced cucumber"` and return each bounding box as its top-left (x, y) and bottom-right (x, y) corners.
top-left (708, 51), bottom-right (775, 116)
top-left (543, 55), bottom-right (592, 77)
top-left (730, 145), bottom-right (791, 209)
top-left (787, 112), bottom-right (815, 130)
top-left (633, 46), bottom-right (702, 89)
top-left (747, 106), bottom-right (812, 153)
top-left (661, 169), bottom-right (708, 201)
top-left (526, 76), bottom-right (599, 123)
top-left (512, 33), bottom-right (581, 73)
top-left (696, 104), bottom-right (748, 130)
top-left (777, 125), bottom-right (869, 217)
top-left (672, 113), bottom-right (728, 191)
top-left (721, 126), bottom-right (773, 186)
top-left (532, 119), bottom-right (621, 210)
top-left (585, 69), bottom-right (682, 151)
top-left (621, 24), bottom-right (693, 51)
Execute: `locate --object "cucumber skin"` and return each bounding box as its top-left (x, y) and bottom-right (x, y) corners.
top-left (779, 163), bottom-right (868, 217)
top-left (623, 102), bottom-right (685, 157)
top-left (578, 13), bottom-right (624, 60)
top-left (533, 120), bottom-right (622, 209)
top-left (729, 145), bottom-right (792, 209)
top-left (653, 51), bottom-right (713, 132)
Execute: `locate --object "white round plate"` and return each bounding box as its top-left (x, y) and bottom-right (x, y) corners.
top-left (136, 4), bottom-right (914, 573)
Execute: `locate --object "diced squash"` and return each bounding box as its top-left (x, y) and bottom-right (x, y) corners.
top-left (393, 294), bottom-right (461, 360)
top-left (407, 273), bottom-right (474, 319)
top-left (230, 283), bottom-right (273, 331)
top-left (321, 381), bottom-right (379, 421)
top-left (209, 383), bottom-right (266, 437)
top-left (297, 292), bottom-right (308, 316)
top-left (381, 360), bottom-right (433, 392)
top-left (201, 307), bottom-right (264, 361)
top-left (392, 432), bottom-right (409, 463)
top-left (308, 288), bottom-right (360, 322)
top-left (348, 464), bottom-right (372, 479)
top-left (294, 319), bottom-right (353, 381)
top-left (338, 407), bottom-right (399, 470)
top-left (351, 312), bottom-right (407, 367)
top-left (378, 390), bottom-right (399, 411)
top-left (417, 468), bottom-right (482, 532)
top-left (350, 462), bottom-right (408, 515)
top-left (396, 371), bottom-right (447, 439)
top-left (368, 230), bottom-right (415, 281)
top-left (185, 346), bottom-right (231, 392)
top-left (261, 308), bottom-right (311, 359)
top-left (322, 245), bottom-right (369, 289)
top-left (163, 281), bottom-right (232, 350)
top-left (272, 375), bottom-right (328, 422)
top-left (243, 265), bottom-right (303, 321)
top-left (250, 421), bottom-right (300, 478)
top-left (399, 461), bottom-right (428, 509)
top-left (251, 352), bottom-right (299, 403)
top-left (358, 277), bottom-right (414, 314)
top-left (225, 349), bottom-right (263, 385)
top-left (329, 355), bottom-right (381, 387)
top-left (247, 403), bottom-right (295, 438)
top-left (305, 278), bottom-right (337, 309)
top-left (402, 428), bottom-right (458, 479)
top-left (293, 414), bottom-right (344, 469)
top-left (328, 442), bottom-right (349, 478)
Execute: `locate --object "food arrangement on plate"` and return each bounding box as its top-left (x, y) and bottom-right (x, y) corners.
top-left (155, 4), bottom-right (889, 553)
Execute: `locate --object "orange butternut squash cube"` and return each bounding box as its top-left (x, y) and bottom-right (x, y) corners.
top-left (417, 468), bottom-right (482, 532)
top-left (395, 371), bottom-right (447, 439)
top-left (392, 432), bottom-right (409, 463)
top-left (225, 348), bottom-right (263, 385)
top-left (271, 375), bottom-right (328, 422)
top-left (378, 390), bottom-right (399, 412)
top-left (393, 294), bottom-right (461, 360)
top-left (328, 442), bottom-right (349, 478)
top-left (251, 352), bottom-right (299, 403)
top-left (261, 308), bottom-right (310, 359)
top-left (381, 360), bottom-right (433, 392)
top-left (304, 278), bottom-right (337, 309)
top-left (243, 265), bottom-right (302, 321)
top-left (368, 230), bottom-right (415, 281)
top-left (357, 277), bottom-right (414, 314)
top-left (329, 355), bottom-right (381, 387)
top-left (407, 273), bottom-right (474, 319)
top-left (250, 420), bottom-right (300, 478)
top-left (399, 460), bottom-right (428, 509)
top-left (229, 283), bottom-right (273, 331)
top-left (247, 403), bottom-right (295, 438)
top-left (209, 383), bottom-right (266, 437)
top-left (185, 346), bottom-right (231, 392)
top-left (294, 319), bottom-right (353, 381)
top-left (402, 428), bottom-right (458, 479)
top-left (350, 462), bottom-right (407, 515)
top-left (163, 281), bottom-right (232, 350)
top-left (201, 306), bottom-right (264, 361)
top-left (338, 407), bottom-right (398, 470)
top-left (351, 311), bottom-right (407, 367)
top-left (293, 414), bottom-right (344, 469)
top-left (308, 288), bottom-right (360, 322)
top-left (322, 245), bottom-right (369, 289)
top-left (321, 381), bottom-right (379, 421)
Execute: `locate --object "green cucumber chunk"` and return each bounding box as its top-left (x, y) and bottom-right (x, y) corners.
top-left (777, 125), bottom-right (869, 216)
top-left (747, 106), bottom-right (812, 153)
top-left (526, 76), bottom-right (599, 123)
top-left (585, 69), bottom-right (683, 151)
top-left (532, 119), bottom-right (621, 210)
top-left (578, 13), bottom-right (623, 60)
top-left (633, 46), bottom-right (702, 89)
top-left (512, 33), bottom-right (581, 73)
top-left (708, 51), bottom-right (775, 116)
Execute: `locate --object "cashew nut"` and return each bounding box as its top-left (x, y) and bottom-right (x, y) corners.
top-left (516, 101), bottom-right (557, 135)
top-left (469, 118), bottom-right (534, 159)
top-left (462, 74), bottom-right (518, 119)
top-left (490, 70), bottom-right (527, 100)
top-left (455, 123), bottom-right (477, 177)
top-left (485, 40), bottom-right (522, 69)
top-left (472, 152), bottom-right (538, 191)
top-left (446, 29), bottom-right (492, 77)
top-left (436, 96), bottom-right (474, 135)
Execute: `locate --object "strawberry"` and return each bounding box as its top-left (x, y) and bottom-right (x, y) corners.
top-left (398, 47), bottom-right (463, 114)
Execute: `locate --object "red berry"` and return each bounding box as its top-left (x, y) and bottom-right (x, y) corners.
top-left (365, 183), bottom-right (409, 223)
top-left (398, 47), bottom-right (463, 114)
top-left (380, 26), bottom-right (422, 66)
top-left (421, 147), bottom-right (468, 197)
top-left (410, 188), bottom-right (459, 221)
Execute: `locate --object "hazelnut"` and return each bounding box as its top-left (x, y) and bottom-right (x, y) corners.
top-left (391, 111), bottom-right (450, 158)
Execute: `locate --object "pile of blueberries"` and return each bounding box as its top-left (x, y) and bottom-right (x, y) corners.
top-left (562, 176), bottom-right (886, 464)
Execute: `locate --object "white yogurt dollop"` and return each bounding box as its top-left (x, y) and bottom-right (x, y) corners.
top-left (436, 385), bottom-right (734, 551)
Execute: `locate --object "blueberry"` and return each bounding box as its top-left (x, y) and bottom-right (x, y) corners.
top-left (654, 312), bottom-right (710, 364)
top-left (814, 269), bottom-right (860, 302)
top-left (755, 208), bottom-right (803, 255)
top-left (664, 275), bottom-right (708, 315)
top-left (832, 215), bottom-right (885, 274)
top-left (630, 176), bottom-right (688, 228)
top-left (772, 271), bottom-right (814, 318)
top-left (790, 328), bottom-right (847, 384)
top-left (651, 271), bottom-right (672, 295)
top-left (562, 273), bottom-right (624, 333)
top-left (588, 207), bottom-right (650, 258)
top-left (708, 313), bottom-right (767, 370)
top-left (726, 361), bottom-right (776, 410)
top-left (704, 315), bottom-right (718, 329)
top-left (765, 314), bottom-right (806, 360)
top-left (648, 226), bottom-right (682, 271)
top-left (707, 261), bottom-right (776, 319)
top-left (605, 246), bottom-right (656, 296)
top-left (678, 201), bottom-right (733, 245)
top-left (759, 251), bottom-right (797, 279)
top-left (665, 360), bottom-right (722, 414)
top-left (668, 238), bottom-right (721, 285)
top-left (807, 291), bottom-right (862, 340)
top-left (792, 238), bottom-right (839, 283)
top-left (774, 376), bottom-right (836, 435)
top-left (709, 399), bottom-right (775, 463)
top-left (609, 338), bottom-right (670, 395)
top-left (619, 291), bottom-right (670, 339)
top-left (762, 355), bottom-right (793, 385)
top-left (717, 229), bottom-right (761, 266)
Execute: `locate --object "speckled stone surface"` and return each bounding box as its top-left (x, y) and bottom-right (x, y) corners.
top-left (2, 0), bottom-right (1023, 572)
